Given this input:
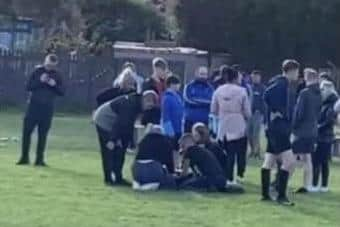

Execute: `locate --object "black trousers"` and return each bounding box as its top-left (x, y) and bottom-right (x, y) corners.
top-left (21, 102), bottom-right (54, 162)
top-left (96, 126), bottom-right (129, 184)
top-left (223, 137), bottom-right (248, 181)
top-left (312, 142), bottom-right (332, 187)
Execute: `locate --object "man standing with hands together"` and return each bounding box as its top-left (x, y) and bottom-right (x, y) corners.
top-left (17, 54), bottom-right (64, 166)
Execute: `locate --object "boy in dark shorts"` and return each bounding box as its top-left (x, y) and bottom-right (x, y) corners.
top-left (261, 59), bottom-right (300, 206)
top-left (178, 134), bottom-right (226, 192)
top-left (178, 134), bottom-right (244, 193)
top-left (291, 68), bottom-right (322, 193)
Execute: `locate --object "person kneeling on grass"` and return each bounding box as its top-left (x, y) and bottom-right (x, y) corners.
top-left (93, 69), bottom-right (142, 187)
top-left (192, 123), bottom-right (228, 179)
top-left (178, 134), bottom-right (244, 193)
top-left (132, 124), bottom-right (177, 191)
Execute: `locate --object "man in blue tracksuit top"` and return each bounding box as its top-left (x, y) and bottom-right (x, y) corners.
top-left (183, 66), bottom-right (214, 133)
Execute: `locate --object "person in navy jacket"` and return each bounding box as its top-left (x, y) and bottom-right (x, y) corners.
top-left (183, 66), bottom-right (214, 133)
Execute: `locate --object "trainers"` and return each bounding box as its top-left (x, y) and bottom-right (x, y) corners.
top-left (115, 179), bottom-right (132, 187)
top-left (320, 187), bottom-right (329, 193)
top-left (237, 176), bottom-right (245, 184)
top-left (16, 158), bottom-right (30, 166)
top-left (35, 161), bottom-right (48, 167)
top-left (295, 187), bottom-right (308, 194)
top-left (309, 186), bottom-right (320, 193)
top-left (277, 197), bottom-right (295, 206)
top-left (261, 196), bottom-right (274, 202)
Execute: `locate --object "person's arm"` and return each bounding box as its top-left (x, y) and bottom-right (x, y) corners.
top-left (181, 158), bottom-right (190, 176)
top-left (334, 99), bottom-right (340, 113)
top-left (184, 83), bottom-right (212, 107)
top-left (209, 91), bottom-right (219, 136)
top-left (162, 95), bottom-right (175, 137)
top-left (319, 107), bottom-right (337, 130)
top-left (242, 90), bottom-right (252, 121)
top-left (51, 74), bottom-right (65, 96)
top-left (26, 69), bottom-right (45, 91)
top-left (292, 92), bottom-right (306, 129)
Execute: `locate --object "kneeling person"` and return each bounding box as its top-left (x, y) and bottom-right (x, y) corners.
top-left (179, 134), bottom-right (243, 193)
top-left (132, 125), bottom-right (176, 191)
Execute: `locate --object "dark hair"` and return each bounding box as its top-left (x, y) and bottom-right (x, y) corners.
top-left (221, 66), bottom-right (238, 83)
top-left (153, 57), bottom-right (168, 70)
top-left (231, 64), bottom-right (241, 72)
top-left (282, 59), bottom-right (300, 73)
top-left (166, 75), bottom-right (180, 87)
top-left (251, 70), bottom-right (262, 75)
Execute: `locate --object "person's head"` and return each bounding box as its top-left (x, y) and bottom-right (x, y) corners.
top-left (320, 80), bottom-right (336, 101)
top-left (319, 72), bottom-right (333, 83)
top-left (304, 68), bottom-right (319, 86)
top-left (122, 62), bottom-right (137, 73)
top-left (231, 64), bottom-right (243, 85)
top-left (251, 70), bottom-right (262, 84)
top-left (152, 57), bottom-right (168, 80)
top-left (142, 90), bottom-right (159, 110)
top-left (115, 68), bottom-right (137, 92)
top-left (195, 66), bottom-right (209, 80)
top-left (221, 66), bottom-right (240, 84)
top-left (192, 123), bottom-right (210, 144)
top-left (282, 59), bottom-right (300, 82)
top-left (179, 133), bottom-right (196, 152)
top-left (44, 54), bottom-right (58, 70)
top-left (166, 75), bottom-right (181, 91)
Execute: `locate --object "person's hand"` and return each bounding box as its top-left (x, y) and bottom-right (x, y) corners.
top-left (40, 73), bottom-right (49, 83)
top-left (47, 78), bottom-right (56, 87)
top-left (106, 141), bottom-right (115, 150)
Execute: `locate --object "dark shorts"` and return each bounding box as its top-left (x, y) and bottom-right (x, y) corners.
top-left (266, 118), bottom-right (291, 154)
top-left (292, 138), bottom-right (316, 154)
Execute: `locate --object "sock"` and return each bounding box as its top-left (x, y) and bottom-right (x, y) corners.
top-left (261, 168), bottom-right (271, 198)
top-left (278, 169), bottom-right (289, 199)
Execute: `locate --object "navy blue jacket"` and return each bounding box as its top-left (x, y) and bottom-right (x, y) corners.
top-left (318, 93), bottom-right (338, 143)
top-left (264, 75), bottom-right (296, 123)
top-left (251, 83), bottom-right (266, 115)
top-left (183, 79), bottom-right (214, 124)
top-left (161, 89), bottom-right (184, 136)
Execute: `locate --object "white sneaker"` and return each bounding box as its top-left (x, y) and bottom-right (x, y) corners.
top-left (309, 186), bottom-right (320, 193)
top-left (320, 187), bottom-right (329, 193)
top-left (237, 177), bottom-right (244, 184)
top-left (228, 180), bottom-right (239, 186)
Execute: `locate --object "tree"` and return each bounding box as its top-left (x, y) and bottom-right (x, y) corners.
top-left (176, 0), bottom-right (340, 76)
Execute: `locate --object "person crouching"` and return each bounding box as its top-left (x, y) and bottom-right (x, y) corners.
top-left (93, 69), bottom-right (141, 186)
top-left (132, 124), bottom-right (177, 191)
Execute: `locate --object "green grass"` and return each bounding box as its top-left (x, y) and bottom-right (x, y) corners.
top-left (0, 112), bottom-right (339, 227)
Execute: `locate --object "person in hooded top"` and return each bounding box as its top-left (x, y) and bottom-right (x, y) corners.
top-left (291, 68), bottom-right (322, 193)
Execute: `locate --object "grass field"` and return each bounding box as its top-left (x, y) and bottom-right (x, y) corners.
top-left (0, 111), bottom-right (339, 227)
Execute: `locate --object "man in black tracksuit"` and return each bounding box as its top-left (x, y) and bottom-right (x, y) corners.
top-left (17, 54), bottom-right (64, 166)
top-left (261, 60), bottom-right (300, 206)
top-left (93, 74), bottom-right (142, 186)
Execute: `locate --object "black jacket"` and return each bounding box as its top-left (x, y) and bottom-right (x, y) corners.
top-left (141, 107), bottom-right (161, 126)
top-left (204, 142), bottom-right (227, 177)
top-left (292, 84), bottom-right (322, 140)
top-left (264, 75), bottom-right (296, 124)
top-left (318, 93), bottom-right (338, 143)
top-left (110, 92), bottom-right (142, 139)
top-left (96, 87), bottom-right (124, 107)
top-left (251, 83), bottom-right (266, 115)
top-left (142, 77), bottom-right (165, 95)
top-left (135, 133), bottom-right (174, 173)
top-left (26, 66), bottom-right (64, 106)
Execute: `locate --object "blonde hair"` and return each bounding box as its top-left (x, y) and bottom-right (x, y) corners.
top-left (192, 123), bottom-right (210, 144)
top-left (113, 68), bottom-right (136, 89)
